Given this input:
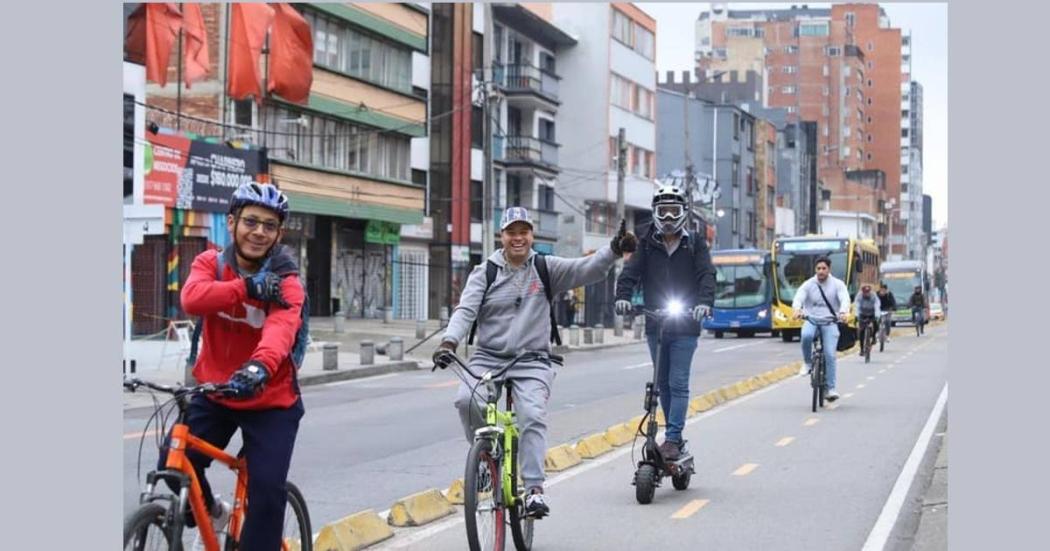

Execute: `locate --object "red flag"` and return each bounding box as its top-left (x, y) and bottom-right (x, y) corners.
top-left (124, 5), bottom-right (146, 65)
top-left (267, 4), bottom-right (314, 104)
top-left (182, 3), bottom-right (210, 88)
top-left (142, 4), bottom-right (183, 86)
top-left (227, 3), bottom-right (275, 103)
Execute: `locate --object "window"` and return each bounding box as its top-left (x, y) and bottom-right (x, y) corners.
top-left (868, 60), bottom-right (874, 69)
top-left (823, 65), bottom-right (829, 77)
top-left (867, 41), bottom-right (874, 52)
top-left (610, 73), bottom-right (632, 110)
top-left (868, 79), bottom-right (873, 87)
top-left (787, 106), bottom-right (797, 114)
top-left (635, 85), bottom-right (654, 119)
top-left (732, 156), bottom-right (740, 188)
top-left (822, 105), bottom-right (829, 116)
top-left (612, 9), bottom-right (631, 45)
top-left (470, 180), bottom-right (483, 221)
top-left (868, 134), bottom-right (873, 143)
top-left (800, 22), bottom-right (829, 36)
top-left (631, 146), bottom-right (653, 178)
top-left (540, 52), bottom-right (556, 74)
top-left (902, 109), bottom-right (909, 118)
top-left (902, 165), bottom-right (909, 174)
top-left (538, 184), bottom-right (555, 211)
top-left (472, 32), bottom-right (483, 73)
top-left (635, 27), bottom-right (655, 60)
top-left (867, 116), bottom-right (872, 124)
top-left (507, 175), bottom-right (523, 207)
top-left (845, 12), bottom-right (855, 28)
top-left (232, 99), bottom-right (254, 127)
top-left (867, 98), bottom-right (873, 105)
top-left (783, 65), bottom-right (798, 74)
top-left (304, 10), bottom-right (413, 93)
top-left (823, 125), bottom-right (829, 137)
top-left (843, 126), bottom-right (851, 137)
top-left (746, 167), bottom-right (754, 196)
top-left (746, 212), bottom-right (755, 241)
top-left (612, 8), bottom-right (654, 60)
top-left (822, 85), bottom-right (829, 96)
top-left (902, 183), bottom-right (909, 192)
top-left (825, 46), bottom-right (842, 56)
top-left (781, 85), bottom-right (797, 94)
top-left (539, 118), bottom-right (556, 143)
top-left (471, 106), bottom-right (483, 149)
top-left (785, 45), bottom-right (799, 54)
top-left (264, 105), bottom-right (411, 182)
top-left (733, 113), bottom-right (740, 140)
top-left (867, 153), bottom-right (873, 161)
top-left (586, 202), bottom-right (616, 235)
top-left (732, 208), bottom-right (740, 234)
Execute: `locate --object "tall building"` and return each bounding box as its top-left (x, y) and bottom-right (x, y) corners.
top-left (126, 3), bottom-right (431, 333)
top-left (695, 3), bottom-right (902, 256)
top-left (550, 3), bottom-right (658, 326)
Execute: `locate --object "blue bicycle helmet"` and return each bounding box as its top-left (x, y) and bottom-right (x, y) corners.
top-left (229, 182), bottom-right (290, 221)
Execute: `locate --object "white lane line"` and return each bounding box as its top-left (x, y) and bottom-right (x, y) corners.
top-left (372, 367), bottom-right (794, 549)
top-left (713, 341), bottom-right (770, 353)
top-left (860, 383), bottom-right (948, 551)
top-left (622, 362), bottom-right (652, 370)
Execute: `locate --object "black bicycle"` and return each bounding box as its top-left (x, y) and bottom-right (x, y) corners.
top-left (801, 316), bottom-right (831, 412)
top-left (878, 312), bottom-right (891, 352)
top-left (912, 307), bottom-right (925, 336)
top-left (858, 316), bottom-right (876, 364)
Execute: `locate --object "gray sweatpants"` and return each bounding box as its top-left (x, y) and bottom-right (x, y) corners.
top-left (454, 363), bottom-right (555, 491)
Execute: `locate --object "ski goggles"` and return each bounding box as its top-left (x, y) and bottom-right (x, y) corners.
top-left (654, 203), bottom-right (685, 221)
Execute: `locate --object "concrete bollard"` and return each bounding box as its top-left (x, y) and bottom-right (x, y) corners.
top-left (389, 337), bottom-right (404, 361)
top-left (614, 315), bottom-right (624, 337)
top-left (416, 320), bottom-right (427, 340)
top-left (595, 324), bottom-right (605, 344)
top-left (384, 307), bottom-right (394, 324)
top-left (333, 311), bottom-right (345, 333)
top-left (569, 325), bottom-right (580, 347)
top-left (583, 327), bottom-right (594, 345)
top-left (323, 343), bottom-right (339, 371)
top-left (633, 321), bottom-right (644, 340)
top-left (439, 307), bottom-right (450, 328)
top-left (360, 340), bottom-right (375, 365)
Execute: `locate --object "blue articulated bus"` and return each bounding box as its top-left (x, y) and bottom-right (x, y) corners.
top-left (703, 249), bottom-right (774, 338)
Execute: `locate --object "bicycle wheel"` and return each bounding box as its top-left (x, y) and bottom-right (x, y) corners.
top-left (284, 482), bottom-right (313, 551)
top-left (508, 435), bottom-right (534, 551)
top-left (124, 503), bottom-right (173, 550)
top-left (817, 360), bottom-right (826, 409)
top-left (810, 357), bottom-right (820, 413)
top-left (465, 438), bottom-right (505, 551)
top-left (864, 328), bottom-right (872, 363)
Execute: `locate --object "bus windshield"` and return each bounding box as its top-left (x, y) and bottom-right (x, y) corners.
top-left (774, 251), bottom-right (848, 304)
top-left (714, 262), bottom-right (769, 308)
top-left (882, 272), bottom-right (921, 301)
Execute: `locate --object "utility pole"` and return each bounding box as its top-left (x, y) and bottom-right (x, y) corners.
top-left (613, 127), bottom-right (627, 336)
top-left (481, 3), bottom-right (495, 261)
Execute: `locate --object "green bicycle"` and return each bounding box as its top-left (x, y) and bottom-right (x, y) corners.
top-left (437, 351), bottom-right (563, 551)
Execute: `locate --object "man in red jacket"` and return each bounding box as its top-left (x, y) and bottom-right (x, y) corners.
top-left (159, 182), bottom-right (305, 551)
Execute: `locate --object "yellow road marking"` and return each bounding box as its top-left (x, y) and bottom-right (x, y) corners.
top-left (732, 463), bottom-right (759, 476)
top-left (425, 380), bottom-right (460, 389)
top-left (775, 437), bottom-right (795, 447)
top-left (671, 499), bottom-right (711, 519)
top-left (804, 418), bottom-right (819, 427)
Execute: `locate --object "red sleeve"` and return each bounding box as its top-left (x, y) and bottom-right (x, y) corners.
top-left (180, 251), bottom-right (248, 316)
top-left (249, 275), bottom-right (305, 376)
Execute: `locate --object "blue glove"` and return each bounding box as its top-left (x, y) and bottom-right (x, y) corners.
top-left (227, 360), bottom-right (270, 399)
top-left (244, 270), bottom-right (290, 308)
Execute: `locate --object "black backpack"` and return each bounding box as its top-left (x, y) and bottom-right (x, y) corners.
top-left (186, 251), bottom-right (310, 370)
top-left (467, 254), bottom-right (562, 346)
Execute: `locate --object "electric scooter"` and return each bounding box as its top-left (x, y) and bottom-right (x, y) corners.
top-left (631, 301), bottom-right (698, 504)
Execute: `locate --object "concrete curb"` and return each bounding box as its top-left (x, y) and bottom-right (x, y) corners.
top-left (604, 422), bottom-right (636, 446)
top-left (314, 510), bottom-right (394, 551)
top-left (444, 479), bottom-right (464, 506)
top-left (298, 361), bottom-right (421, 387)
top-left (544, 444), bottom-right (583, 472)
top-left (574, 433), bottom-right (614, 459)
top-left (386, 489), bottom-right (455, 527)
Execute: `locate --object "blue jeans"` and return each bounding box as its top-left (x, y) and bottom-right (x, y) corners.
top-left (646, 334), bottom-right (699, 443)
top-left (801, 320), bottom-right (839, 390)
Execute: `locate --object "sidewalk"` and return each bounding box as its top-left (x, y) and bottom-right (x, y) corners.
top-left (123, 317), bottom-right (648, 412)
top-left (911, 431), bottom-right (948, 551)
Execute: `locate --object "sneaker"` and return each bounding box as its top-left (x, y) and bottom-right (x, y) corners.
top-left (191, 497), bottom-right (232, 551)
top-left (799, 363), bottom-right (812, 376)
top-left (826, 389), bottom-right (840, 402)
top-left (658, 439), bottom-right (682, 461)
top-left (525, 489), bottom-right (550, 518)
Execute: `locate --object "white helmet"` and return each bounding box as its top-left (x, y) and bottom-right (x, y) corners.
top-left (652, 185), bottom-right (688, 235)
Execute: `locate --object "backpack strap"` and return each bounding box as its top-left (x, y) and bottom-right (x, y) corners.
top-left (533, 254), bottom-right (562, 345)
top-left (186, 251), bottom-right (225, 368)
top-left (467, 260), bottom-right (499, 345)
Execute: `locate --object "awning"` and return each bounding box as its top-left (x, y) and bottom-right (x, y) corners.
top-left (284, 190), bottom-right (424, 225)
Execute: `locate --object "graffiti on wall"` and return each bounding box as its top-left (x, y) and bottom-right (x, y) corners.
top-left (334, 248), bottom-right (387, 318)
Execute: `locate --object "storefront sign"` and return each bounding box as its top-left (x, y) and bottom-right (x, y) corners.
top-left (365, 220), bottom-right (401, 245)
top-left (144, 133), bottom-right (265, 213)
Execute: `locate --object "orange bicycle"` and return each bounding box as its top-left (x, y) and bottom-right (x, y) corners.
top-left (123, 378), bottom-right (311, 551)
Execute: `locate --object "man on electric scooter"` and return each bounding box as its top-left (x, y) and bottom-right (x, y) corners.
top-left (614, 186), bottom-right (717, 461)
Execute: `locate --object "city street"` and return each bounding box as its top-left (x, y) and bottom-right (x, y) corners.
top-left (123, 323), bottom-right (947, 549)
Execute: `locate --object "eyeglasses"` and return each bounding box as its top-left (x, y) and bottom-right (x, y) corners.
top-left (239, 216), bottom-right (281, 234)
top-left (654, 204), bottom-right (684, 221)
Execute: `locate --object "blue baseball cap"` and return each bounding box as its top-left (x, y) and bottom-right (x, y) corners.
top-left (500, 206), bottom-right (534, 231)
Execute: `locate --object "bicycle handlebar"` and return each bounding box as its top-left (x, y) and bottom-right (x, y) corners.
top-left (436, 351), bottom-right (563, 382)
top-left (123, 378), bottom-right (235, 398)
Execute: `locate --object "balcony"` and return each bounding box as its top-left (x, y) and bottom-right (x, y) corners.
top-left (501, 135), bottom-right (560, 173)
top-left (496, 62), bottom-right (561, 109)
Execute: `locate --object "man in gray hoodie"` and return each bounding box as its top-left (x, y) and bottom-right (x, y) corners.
top-left (791, 255), bottom-right (851, 401)
top-left (433, 206), bottom-right (636, 517)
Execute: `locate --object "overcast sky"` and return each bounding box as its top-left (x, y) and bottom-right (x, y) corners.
top-left (636, 2), bottom-right (948, 229)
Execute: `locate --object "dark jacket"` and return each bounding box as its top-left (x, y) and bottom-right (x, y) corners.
top-left (878, 290), bottom-right (897, 311)
top-left (615, 225), bottom-right (716, 336)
